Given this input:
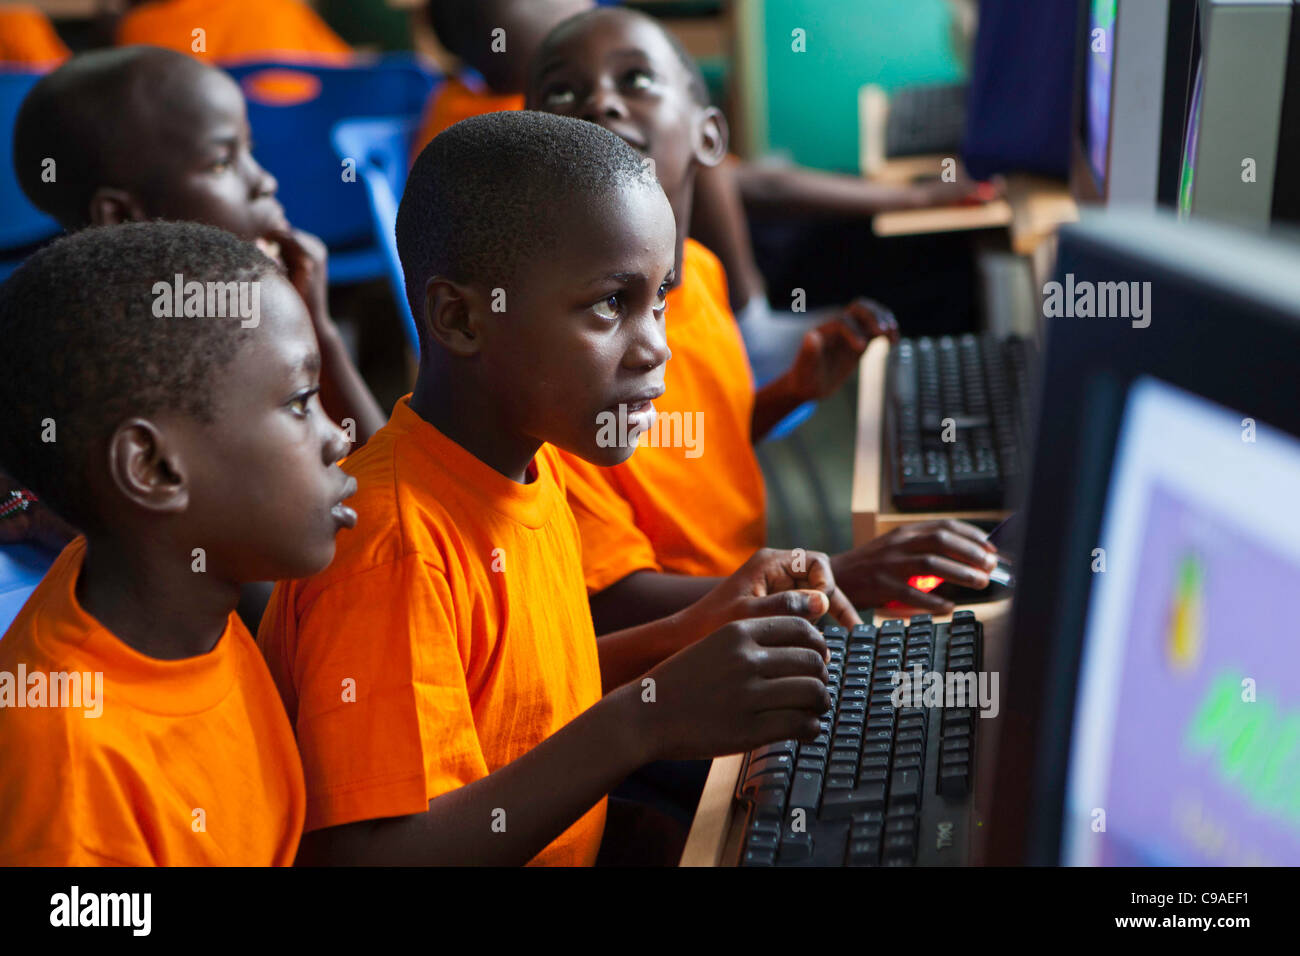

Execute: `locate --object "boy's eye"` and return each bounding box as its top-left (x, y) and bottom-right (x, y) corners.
top-left (593, 293), bottom-right (623, 321)
top-left (655, 284), bottom-right (669, 312)
top-left (624, 68), bottom-right (654, 91)
top-left (543, 85), bottom-right (577, 109)
top-left (287, 387), bottom-right (319, 416)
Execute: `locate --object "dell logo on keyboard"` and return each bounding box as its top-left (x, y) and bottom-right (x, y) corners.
top-left (936, 821), bottom-right (954, 850)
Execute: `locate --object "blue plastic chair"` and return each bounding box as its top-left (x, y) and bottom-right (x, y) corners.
top-left (0, 70), bottom-right (62, 282)
top-left (0, 542), bottom-right (56, 638)
top-left (330, 116), bottom-right (420, 351)
top-left (222, 55), bottom-right (437, 285)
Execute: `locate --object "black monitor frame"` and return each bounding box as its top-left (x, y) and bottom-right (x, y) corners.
top-left (983, 212), bottom-right (1300, 865)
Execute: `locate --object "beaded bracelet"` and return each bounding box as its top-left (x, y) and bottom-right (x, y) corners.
top-left (0, 488), bottom-right (39, 521)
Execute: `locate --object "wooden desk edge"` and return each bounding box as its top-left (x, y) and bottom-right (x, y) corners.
top-left (680, 753), bottom-right (745, 866)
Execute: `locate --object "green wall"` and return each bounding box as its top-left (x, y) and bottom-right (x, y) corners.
top-left (758, 0), bottom-right (967, 171)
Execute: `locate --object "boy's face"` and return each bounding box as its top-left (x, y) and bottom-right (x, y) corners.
top-left (166, 274), bottom-right (355, 581)
top-left (528, 11), bottom-right (717, 200)
top-left (458, 181), bottom-right (676, 467)
top-left (474, 0), bottom-right (594, 91)
top-left (125, 60), bottom-right (289, 241)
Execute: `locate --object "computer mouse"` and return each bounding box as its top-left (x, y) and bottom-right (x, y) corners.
top-left (930, 556), bottom-right (1015, 604)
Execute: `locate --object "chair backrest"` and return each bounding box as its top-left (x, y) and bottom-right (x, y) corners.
top-left (330, 115), bottom-right (420, 351)
top-left (222, 54), bottom-right (436, 254)
top-left (0, 70), bottom-right (62, 254)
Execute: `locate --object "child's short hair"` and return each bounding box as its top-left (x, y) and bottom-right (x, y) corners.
top-left (534, 8), bottom-right (710, 106)
top-left (13, 46), bottom-right (197, 229)
top-left (0, 222), bottom-right (276, 529)
top-left (396, 109), bottom-right (656, 335)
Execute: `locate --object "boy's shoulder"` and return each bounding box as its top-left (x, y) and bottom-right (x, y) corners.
top-left (290, 400), bottom-right (572, 600)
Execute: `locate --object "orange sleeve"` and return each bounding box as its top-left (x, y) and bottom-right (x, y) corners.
top-left (0, 7), bottom-right (69, 65)
top-left (117, 0), bottom-right (350, 60)
top-left (411, 81), bottom-right (525, 163)
top-left (286, 556), bottom-right (488, 832)
top-left (560, 452), bottom-right (663, 594)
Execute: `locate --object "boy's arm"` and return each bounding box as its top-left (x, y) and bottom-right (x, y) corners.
top-left (269, 229), bottom-right (387, 443)
top-left (732, 161), bottom-right (991, 218)
top-left (588, 569), bottom-right (717, 635)
top-left (688, 160), bottom-right (767, 312)
top-left (299, 616), bottom-right (832, 866)
top-left (751, 299), bottom-right (899, 443)
top-left (591, 548), bottom-right (860, 688)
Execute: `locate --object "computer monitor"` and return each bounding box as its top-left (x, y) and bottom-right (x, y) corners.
top-left (984, 209), bottom-right (1300, 865)
top-left (1177, 0), bottom-right (1300, 226)
top-left (1071, 0), bottom-right (1199, 206)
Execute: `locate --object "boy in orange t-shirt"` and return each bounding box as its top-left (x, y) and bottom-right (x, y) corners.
top-left (0, 5), bottom-right (69, 66)
top-left (258, 110), bottom-right (859, 866)
top-left (14, 47), bottom-right (385, 445)
top-left (116, 0), bottom-right (350, 62)
top-left (409, 0), bottom-right (591, 159)
top-left (0, 222), bottom-right (358, 865)
top-left (530, 9), bottom-right (1002, 633)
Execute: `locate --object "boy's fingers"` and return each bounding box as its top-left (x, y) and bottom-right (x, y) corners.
top-left (932, 518), bottom-right (997, 551)
top-left (901, 554), bottom-right (990, 590)
top-left (743, 589), bottom-right (828, 621)
top-left (752, 676), bottom-right (833, 714)
top-left (877, 574), bottom-right (955, 613)
top-left (747, 710), bottom-right (823, 747)
top-left (750, 616), bottom-right (828, 658)
top-left (756, 646), bottom-right (830, 680)
top-left (826, 587), bottom-right (863, 628)
top-left (908, 527), bottom-right (997, 571)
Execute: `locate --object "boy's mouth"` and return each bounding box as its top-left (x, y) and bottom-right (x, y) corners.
top-left (331, 476), bottom-right (359, 529)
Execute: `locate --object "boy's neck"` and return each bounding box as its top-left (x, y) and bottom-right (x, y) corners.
top-left (664, 172), bottom-right (695, 289)
top-left (76, 534), bottom-right (240, 661)
top-left (409, 364), bottom-right (542, 484)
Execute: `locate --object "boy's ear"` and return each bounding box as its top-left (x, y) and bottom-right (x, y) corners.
top-left (691, 105), bottom-right (730, 170)
top-left (88, 187), bottom-right (149, 227)
top-left (105, 419), bottom-right (189, 516)
top-left (423, 277), bottom-right (485, 357)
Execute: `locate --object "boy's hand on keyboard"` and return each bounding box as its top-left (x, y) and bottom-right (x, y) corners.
top-left (831, 519), bottom-right (998, 613)
top-left (644, 617), bottom-right (832, 760)
top-left (685, 547), bottom-right (861, 642)
top-left (785, 299), bottom-right (898, 402)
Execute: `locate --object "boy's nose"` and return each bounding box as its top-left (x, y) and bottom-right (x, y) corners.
top-left (322, 416), bottom-right (350, 463)
top-left (581, 84), bottom-right (628, 122)
top-left (626, 313), bottom-right (671, 371)
top-left (248, 156), bottom-right (278, 199)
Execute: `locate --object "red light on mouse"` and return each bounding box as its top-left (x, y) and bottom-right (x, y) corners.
top-left (909, 575), bottom-right (943, 593)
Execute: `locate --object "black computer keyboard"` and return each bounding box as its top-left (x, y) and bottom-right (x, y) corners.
top-left (886, 333), bottom-right (1034, 511)
top-left (885, 83), bottom-right (968, 158)
top-left (735, 613), bottom-right (983, 866)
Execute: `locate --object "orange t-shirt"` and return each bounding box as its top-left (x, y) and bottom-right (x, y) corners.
top-left (0, 538), bottom-right (306, 866)
top-left (0, 6), bottom-right (69, 65)
top-left (257, 397), bottom-right (606, 865)
top-left (410, 75), bottom-right (523, 161)
top-left (560, 238), bottom-right (767, 592)
top-left (116, 0), bottom-right (351, 62)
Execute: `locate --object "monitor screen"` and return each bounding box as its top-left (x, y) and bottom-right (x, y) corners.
top-left (1177, 60), bottom-right (1205, 217)
top-left (1062, 376), bottom-right (1300, 866)
top-left (1085, 0), bottom-right (1117, 188)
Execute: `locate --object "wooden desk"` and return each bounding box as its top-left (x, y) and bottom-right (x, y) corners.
top-left (850, 336), bottom-right (1010, 546)
top-left (681, 598), bottom-right (1016, 866)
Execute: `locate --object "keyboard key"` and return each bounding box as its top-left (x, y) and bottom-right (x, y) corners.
top-left (788, 771), bottom-right (822, 812)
